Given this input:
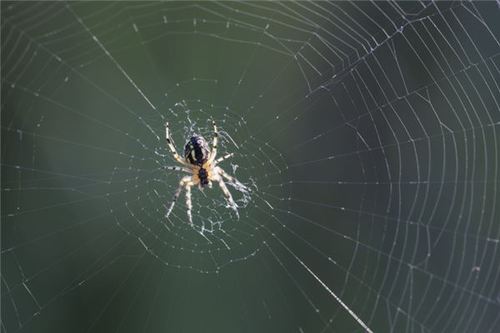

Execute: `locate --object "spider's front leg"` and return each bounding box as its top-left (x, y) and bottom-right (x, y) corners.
top-left (165, 122), bottom-right (189, 166)
top-left (166, 175), bottom-right (194, 223)
top-left (185, 181), bottom-right (194, 225)
top-left (216, 166), bottom-right (249, 193)
top-left (214, 173), bottom-right (239, 218)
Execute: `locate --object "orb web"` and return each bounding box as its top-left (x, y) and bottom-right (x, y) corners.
top-left (105, 88), bottom-right (290, 273)
top-left (2, 2), bottom-right (500, 333)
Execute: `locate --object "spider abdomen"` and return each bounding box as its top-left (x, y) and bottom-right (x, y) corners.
top-left (184, 135), bottom-right (210, 166)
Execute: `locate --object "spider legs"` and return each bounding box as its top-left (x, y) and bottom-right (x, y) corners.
top-left (164, 120), bottom-right (246, 223)
top-left (185, 182), bottom-right (193, 225)
top-left (216, 166), bottom-right (249, 193)
top-left (165, 166), bottom-right (191, 173)
top-left (208, 120), bottom-right (218, 163)
top-left (215, 152), bottom-right (233, 164)
top-left (215, 174), bottom-right (239, 217)
top-left (165, 122), bottom-right (189, 166)
top-left (166, 175), bottom-right (195, 224)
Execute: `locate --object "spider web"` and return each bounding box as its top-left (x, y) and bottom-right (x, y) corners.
top-left (2, 1), bottom-right (500, 332)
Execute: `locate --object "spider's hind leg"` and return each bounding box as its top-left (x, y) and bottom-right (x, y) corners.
top-left (214, 153), bottom-right (233, 165)
top-left (165, 166), bottom-right (191, 173)
top-left (165, 122), bottom-right (189, 166)
top-left (208, 120), bottom-right (218, 164)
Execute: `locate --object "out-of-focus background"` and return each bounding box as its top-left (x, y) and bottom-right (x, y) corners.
top-left (2, 2), bottom-right (500, 332)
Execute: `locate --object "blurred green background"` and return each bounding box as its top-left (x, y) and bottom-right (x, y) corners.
top-left (2, 2), bottom-right (500, 333)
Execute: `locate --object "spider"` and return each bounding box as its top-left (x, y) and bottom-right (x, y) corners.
top-left (164, 120), bottom-right (248, 224)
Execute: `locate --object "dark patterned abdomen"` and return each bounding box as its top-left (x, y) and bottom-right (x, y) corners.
top-left (184, 135), bottom-right (209, 166)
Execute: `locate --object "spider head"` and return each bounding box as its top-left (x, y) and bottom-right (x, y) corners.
top-left (184, 135), bottom-right (210, 166)
top-left (198, 168), bottom-right (210, 188)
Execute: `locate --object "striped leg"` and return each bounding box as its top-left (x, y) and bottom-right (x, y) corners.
top-left (214, 153), bottom-right (233, 164)
top-left (216, 166), bottom-right (248, 192)
top-left (165, 166), bottom-right (191, 173)
top-left (165, 122), bottom-right (188, 166)
top-left (185, 182), bottom-right (193, 224)
top-left (216, 176), bottom-right (239, 216)
top-left (166, 175), bottom-right (192, 218)
top-left (208, 120), bottom-right (218, 163)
